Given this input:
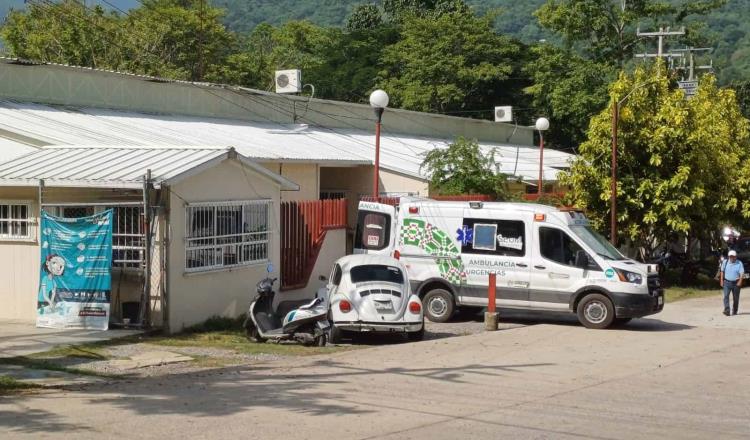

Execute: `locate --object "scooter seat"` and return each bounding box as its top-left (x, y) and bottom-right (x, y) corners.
top-left (298, 297), bottom-right (324, 310)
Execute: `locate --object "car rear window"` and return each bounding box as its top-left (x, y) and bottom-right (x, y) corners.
top-left (350, 265), bottom-right (404, 284)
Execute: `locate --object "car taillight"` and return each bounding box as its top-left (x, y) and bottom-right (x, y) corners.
top-left (409, 301), bottom-right (421, 314)
top-left (339, 299), bottom-right (352, 313)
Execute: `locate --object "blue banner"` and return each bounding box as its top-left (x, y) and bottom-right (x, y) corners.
top-left (36, 210), bottom-right (113, 330)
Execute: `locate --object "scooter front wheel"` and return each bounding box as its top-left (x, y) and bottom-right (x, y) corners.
top-left (313, 333), bottom-right (327, 347)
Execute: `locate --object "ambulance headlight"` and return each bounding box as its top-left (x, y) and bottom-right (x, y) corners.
top-left (615, 269), bottom-right (643, 285)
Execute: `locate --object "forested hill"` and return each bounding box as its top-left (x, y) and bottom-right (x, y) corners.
top-left (212, 0), bottom-right (548, 41)
top-left (212, 0), bottom-right (748, 82)
top-left (1, 0), bottom-right (748, 82)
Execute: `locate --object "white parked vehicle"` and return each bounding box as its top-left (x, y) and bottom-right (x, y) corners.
top-left (354, 198), bottom-right (664, 329)
top-left (320, 255), bottom-right (425, 343)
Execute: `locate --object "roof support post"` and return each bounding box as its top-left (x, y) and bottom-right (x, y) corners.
top-left (139, 169), bottom-right (152, 327)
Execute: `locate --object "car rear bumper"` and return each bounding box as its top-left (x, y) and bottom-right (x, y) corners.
top-left (335, 321), bottom-right (423, 333)
top-left (611, 290), bottom-right (664, 318)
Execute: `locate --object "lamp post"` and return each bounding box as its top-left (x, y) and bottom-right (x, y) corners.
top-left (535, 117), bottom-right (550, 196)
top-left (369, 89), bottom-right (389, 199)
top-left (610, 79), bottom-right (657, 247)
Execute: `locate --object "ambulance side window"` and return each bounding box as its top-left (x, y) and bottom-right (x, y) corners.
top-left (539, 227), bottom-right (584, 267)
top-left (461, 218), bottom-right (526, 257)
top-left (355, 211), bottom-right (391, 251)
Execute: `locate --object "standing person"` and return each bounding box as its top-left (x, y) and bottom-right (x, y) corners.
top-left (720, 250), bottom-right (744, 316)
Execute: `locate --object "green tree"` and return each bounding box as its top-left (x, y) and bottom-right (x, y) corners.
top-left (529, 0), bottom-right (727, 150)
top-left (1, 0), bottom-right (235, 81)
top-left (421, 137), bottom-right (509, 199)
top-left (524, 45), bottom-right (613, 151)
top-left (346, 4), bottom-right (383, 31)
top-left (378, 10), bottom-right (523, 114)
top-left (125, 0), bottom-right (235, 81)
top-left (1, 0), bottom-right (125, 69)
top-left (561, 63), bottom-right (750, 250)
top-left (731, 80), bottom-right (750, 119)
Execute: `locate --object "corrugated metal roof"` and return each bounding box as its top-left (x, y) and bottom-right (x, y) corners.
top-left (0, 146), bottom-right (299, 190)
top-left (0, 100), bottom-right (573, 181)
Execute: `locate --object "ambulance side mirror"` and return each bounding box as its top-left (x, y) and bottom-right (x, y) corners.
top-left (575, 250), bottom-right (589, 269)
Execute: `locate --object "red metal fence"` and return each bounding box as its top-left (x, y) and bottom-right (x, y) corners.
top-left (280, 199), bottom-right (347, 291)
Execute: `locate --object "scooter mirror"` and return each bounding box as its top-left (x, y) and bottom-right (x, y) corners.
top-left (266, 263), bottom-right (274, 274)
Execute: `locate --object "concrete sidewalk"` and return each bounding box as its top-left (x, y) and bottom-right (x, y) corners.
top-left (0, 320), bottom-right (143, 358)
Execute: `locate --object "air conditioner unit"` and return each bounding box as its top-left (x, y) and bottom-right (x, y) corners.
top-left (274, 69), bottom-right (302, 94)
top-left (494, 106), bottom-right (513, 122)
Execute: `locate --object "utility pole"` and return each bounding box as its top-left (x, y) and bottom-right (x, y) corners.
top-left (672, 47), bottom-right (713, 81)
top-left (197, 0), bottom-right (205, 81)
top-left (636, 27), bottom-right (685, 59)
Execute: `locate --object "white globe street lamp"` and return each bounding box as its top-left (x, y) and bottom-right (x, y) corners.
top-left (369, 89), bottom-right (389, 199)
top-left (535, 117), bottom-right (549, 197)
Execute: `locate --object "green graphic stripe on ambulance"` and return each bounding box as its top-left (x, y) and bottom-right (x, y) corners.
top-left (400, 218), bottom-right (467, 284)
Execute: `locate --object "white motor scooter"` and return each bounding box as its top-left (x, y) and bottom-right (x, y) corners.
top-left (244, 264), bottom-right (330, 346)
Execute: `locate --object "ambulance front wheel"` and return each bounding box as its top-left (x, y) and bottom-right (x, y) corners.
top-left (423, 289), bottom-right (454, 323)
top-left (576, 293), bottom-right (615, 329)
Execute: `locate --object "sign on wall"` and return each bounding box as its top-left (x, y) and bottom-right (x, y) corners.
top-left (36, 210), bottom-right (113, 330)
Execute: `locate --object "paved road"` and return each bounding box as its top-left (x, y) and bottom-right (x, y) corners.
top-left (2, 295), bottom-right (749, 439)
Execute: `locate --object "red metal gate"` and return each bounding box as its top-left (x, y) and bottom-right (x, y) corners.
top-left (281, 199), bottom-right (347, 290)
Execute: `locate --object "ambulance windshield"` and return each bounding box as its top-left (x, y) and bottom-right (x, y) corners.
top-left (570, 225), bottom-right (626, 260)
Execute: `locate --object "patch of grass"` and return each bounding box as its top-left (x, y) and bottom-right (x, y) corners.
top-left (0, 375), bottom-right (43, 395)
top-left (184, 315), bottom-right (245, 333)
top-left (665, 287), bottom-right (721, 303)
top-left (149, 330), bottom-right (352, 357)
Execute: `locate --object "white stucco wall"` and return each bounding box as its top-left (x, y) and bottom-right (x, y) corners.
top-left (261, 162), bottom-right (319, 201)
top-left (0, 187), bottom-right (40, 321)
top-left (167, 159), bottom-right (283, 333)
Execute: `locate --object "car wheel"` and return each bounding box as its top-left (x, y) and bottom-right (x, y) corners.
top-left (576, 293), bottom-right (615, 329)
top-left (313, 333), bottom-right (327, 347)
top-left (407, 321), bottom-right (425, 342)
top-left (328, 320), bottom-right (344, 344)
top-left (423, 289), bottom-right (454, 323)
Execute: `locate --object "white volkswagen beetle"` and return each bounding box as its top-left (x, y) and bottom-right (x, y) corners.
top-left (319, 255), bottom-right (425, 343)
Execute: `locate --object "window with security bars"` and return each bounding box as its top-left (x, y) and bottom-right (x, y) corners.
top-left (0, 202), bottom-right (33, 240)
top-left (46, 205), bottom-right (145, 269)
top-left (320, 190), bottom-right (346, 200)
top-left (185, 200), bottom-right (271, 272)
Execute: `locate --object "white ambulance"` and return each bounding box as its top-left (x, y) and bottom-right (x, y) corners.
top-left (354, 198), bottom-right (664, 329)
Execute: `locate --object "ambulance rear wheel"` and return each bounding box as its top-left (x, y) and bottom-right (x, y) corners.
top-left (423, 289), bottom-right (454, 323)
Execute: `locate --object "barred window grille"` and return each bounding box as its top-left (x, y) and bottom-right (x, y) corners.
top-left (111, 207), bottom-right (145, 269)
top-left (185, 200), bottom-right (271, 272)
top-left (46, 205), bottom-right (145, 269)
top-left (0, 202), bottom-right (33, 240)
top-left (320, 190), bottom-right (346, 200)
